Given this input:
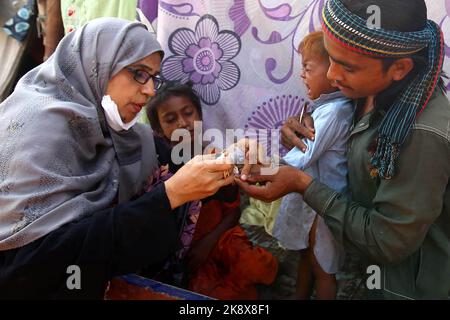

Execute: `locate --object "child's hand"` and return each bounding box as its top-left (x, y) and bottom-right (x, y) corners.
top-left (228, 138), bottom-right (270, 181)
top-left (281, 114), bottom-right (315, 152)
top-left (214, 145), bottom-right (246, 179)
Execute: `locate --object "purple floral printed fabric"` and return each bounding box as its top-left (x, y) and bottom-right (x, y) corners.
top-left (138, 0), bottom-right (450, 155)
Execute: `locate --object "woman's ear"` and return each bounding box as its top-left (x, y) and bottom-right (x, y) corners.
top-left (390, 58), bottom-right (414, 81)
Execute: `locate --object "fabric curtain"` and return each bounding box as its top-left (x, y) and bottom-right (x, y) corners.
top-left (141, 0), bottom-right (450, 155)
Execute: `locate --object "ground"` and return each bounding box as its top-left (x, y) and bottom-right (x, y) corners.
top-left (242, 224), bottom-right (367, 300)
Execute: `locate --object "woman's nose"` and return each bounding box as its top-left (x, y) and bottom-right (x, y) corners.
top-left (141, 80), bottom-right (156, 97)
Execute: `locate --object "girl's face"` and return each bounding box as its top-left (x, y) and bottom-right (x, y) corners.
top-left (156, 95), bottom-right (201, 145)
top-left (106, 52), bottom-right (162, 123)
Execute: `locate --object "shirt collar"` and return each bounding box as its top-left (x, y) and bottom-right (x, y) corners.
top-left (311, 91), bottom-right (348, 110)
top-left (349, 103), bottom-right (387, 137)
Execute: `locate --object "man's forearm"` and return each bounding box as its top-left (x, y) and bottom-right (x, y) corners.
top-left (293, 167), bottom-right (314, 195)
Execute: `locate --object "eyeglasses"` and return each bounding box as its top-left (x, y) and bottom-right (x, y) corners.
top-left (125, 67), bottom-right (164, 91)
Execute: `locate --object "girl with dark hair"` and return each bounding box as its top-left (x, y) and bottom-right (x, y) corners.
top-left (146, 82), bottom-right (278, 299)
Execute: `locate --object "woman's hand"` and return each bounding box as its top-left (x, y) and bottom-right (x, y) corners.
top-left (164, 155), bottom-right (234, 209)
top-left (234, 165), bottom-right (313, 202)
top-left (281, 114), bottom-right (315, 152)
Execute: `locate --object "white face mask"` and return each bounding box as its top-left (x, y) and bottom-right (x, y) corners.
top-left (101, 95), bottom-right (140, 132)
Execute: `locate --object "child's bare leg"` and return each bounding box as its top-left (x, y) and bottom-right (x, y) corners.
top-left (309, 217), bottom-right (337, 300)
top-left (310, 252), bottom-right (337, 299)
top-left (292, 249), bottom-right (314, 299)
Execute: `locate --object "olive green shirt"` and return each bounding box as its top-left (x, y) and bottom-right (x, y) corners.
top-left (303, 90), bottom-right (450, 299)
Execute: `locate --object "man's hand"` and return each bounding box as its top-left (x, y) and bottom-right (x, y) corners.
top-left (234, 165), bottom-right (313, 202)
top-left (281, 114), bottom-right (315, 152)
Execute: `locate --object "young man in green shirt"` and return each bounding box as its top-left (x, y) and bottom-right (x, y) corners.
top-left (237, 0), bottom-right (450, 299)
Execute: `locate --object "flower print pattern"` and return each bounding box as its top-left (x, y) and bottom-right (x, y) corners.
top-left (229, 0), bottom-right (325, 84)
top-left (2, 0), bottom-right (34, 42)
top-left (245, 95), bottom-right (306, 156)
top-left (162, 14), bottom-right (241, 105)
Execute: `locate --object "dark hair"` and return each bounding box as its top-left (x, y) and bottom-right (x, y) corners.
top-left (146, 81), bottom-right (202, 132)
top-left (341, 0), bottom-right (431, 109)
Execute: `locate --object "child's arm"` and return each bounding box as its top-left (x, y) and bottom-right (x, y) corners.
top-left (283, 102), bottom-right (353, 170)
top-left (187, 208), bottom-right (240, 272)
top-left (187, 190), bottom-right (241, 271)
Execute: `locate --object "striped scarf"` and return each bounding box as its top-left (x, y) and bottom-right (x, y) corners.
top-left (322, 0), bottom-right (445, 179)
